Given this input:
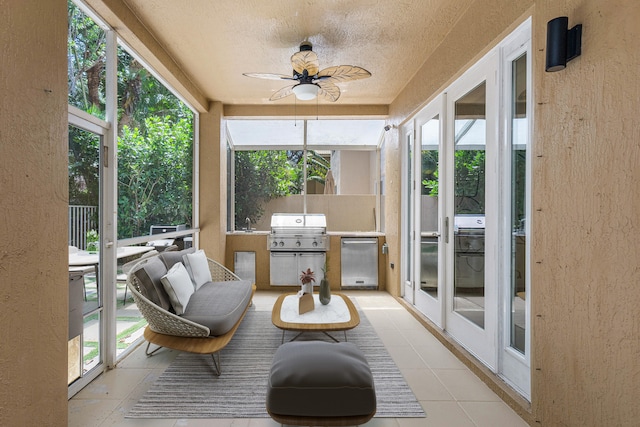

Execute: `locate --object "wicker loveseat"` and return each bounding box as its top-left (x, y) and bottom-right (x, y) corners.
top-left (127, 248), bottom-right (256, 375)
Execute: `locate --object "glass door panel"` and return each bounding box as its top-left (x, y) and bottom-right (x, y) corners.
top-left (510, 53), bottom-right (527, 354)
top-left (68, 124), bottom-right (103, 386)
top-left (412, 95), bottom-right (445, 326)
top-left (453, 82), bottom-right (487, 329)
top-left (500, 20), bottom-right (531, 399)
top-left (445, 57), bottom-right (498, 370)
top-left (419, 117), bottom-right (440, 299)
top-left (403, 127), bottom-right (415, 302)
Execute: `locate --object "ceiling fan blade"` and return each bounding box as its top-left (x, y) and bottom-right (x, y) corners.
top-left (269, 84), bottom-right (295, 101)
top-left (291, 51), bottom-right (319, 76)
top-left (243, 72), bottom-right (296, 81)
top-left (316, 65), bottom-right (371, 82)
top-left (317, 80), bottom-right (341, 102)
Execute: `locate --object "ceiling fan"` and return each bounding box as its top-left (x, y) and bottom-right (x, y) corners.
top-left (243, 41), bottom-right (371, 102)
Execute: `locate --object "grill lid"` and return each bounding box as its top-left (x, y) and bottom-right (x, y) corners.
top-left (270, 213), bottom-right (326, 235)
top-left (268, 213), bottom-right (328, 251)
top-left (454, 215), bottom-right (485, 229)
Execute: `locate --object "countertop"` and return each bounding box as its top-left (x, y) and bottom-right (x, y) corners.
top-left (227, 231), bottom-right (384, 237)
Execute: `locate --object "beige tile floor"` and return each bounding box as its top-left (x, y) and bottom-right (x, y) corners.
top-left (68, 291), bottom-right (529, 427)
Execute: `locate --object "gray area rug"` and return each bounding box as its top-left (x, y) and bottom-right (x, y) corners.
top-left (127, 307), bottom-right (425, 419)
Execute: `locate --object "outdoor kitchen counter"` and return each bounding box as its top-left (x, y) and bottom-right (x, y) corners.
top-left (327, 231), bottom-right (384, 237)
top-left (227, 231), bottom-right (271, 235)
top-left (225, 231), bottom-right (383, 236)
top-left (225, 232), bottom-right (386, 291)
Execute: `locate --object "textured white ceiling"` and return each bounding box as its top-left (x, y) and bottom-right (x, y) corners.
top-left (122, 0), bottom-right (472, 105)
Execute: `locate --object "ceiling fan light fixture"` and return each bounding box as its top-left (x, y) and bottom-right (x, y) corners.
top-left (244, 42), bottom-right (371, 102)
top-left (292, 83), bottom-right (319, 100)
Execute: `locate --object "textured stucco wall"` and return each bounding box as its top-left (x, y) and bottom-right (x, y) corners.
top-left (336, 151), bottom-right (372, 194)
top-left (198, 101), bottom-right (227, 263)
top-left (531, 1), bottom-right (640, 425)
top-left (0, 0), bottom-right (69, 424)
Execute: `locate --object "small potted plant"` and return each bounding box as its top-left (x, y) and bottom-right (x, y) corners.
top-left (299, 268), bottom-right (315, 295)
top-left (86, 230), bottom-right (99, 253)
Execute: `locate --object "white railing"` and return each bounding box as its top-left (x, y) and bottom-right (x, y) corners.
top-left (69, 205), bottom-right (97, 249)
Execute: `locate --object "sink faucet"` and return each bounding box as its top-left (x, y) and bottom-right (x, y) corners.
top-left (245, 217), bottom-right (251, 231)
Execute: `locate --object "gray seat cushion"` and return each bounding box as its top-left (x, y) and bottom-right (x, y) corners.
top-left (181, 280), bottom-right (253, 336)
top-left (266, 341), bottom-right (376, 418)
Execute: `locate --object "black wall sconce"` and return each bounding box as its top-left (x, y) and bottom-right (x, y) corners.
top-left (545, 16), bottom-right (582, 72)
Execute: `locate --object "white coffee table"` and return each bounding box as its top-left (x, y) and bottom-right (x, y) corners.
top-left (272, 292), bottom-right (360, 343)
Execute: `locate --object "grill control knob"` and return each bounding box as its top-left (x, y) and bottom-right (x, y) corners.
top-left (296, 241), bottom-right (301, 247)
top-left (312, 241), bottom-right (318, 247)
top-left (279, 241), bottom-right (284, 247)
top-left (272, 241), bottom-right (278, 247)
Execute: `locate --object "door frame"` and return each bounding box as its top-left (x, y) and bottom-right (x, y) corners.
top-left (498, 17), bottom-right (532, 399)
top-left (443, 50), bottom-right (499, 370)
top-left (412, 94), bottom-right (447, 328)
top-left (400, 18), bottom-right (532, 397)
top-left (67, 106), bottom-right (109, 398)
top-left (401, 121), bottom-right (415, 303)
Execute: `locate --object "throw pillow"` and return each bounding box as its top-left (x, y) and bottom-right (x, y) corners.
top-left (160, 262), bottom-right (194, 315)
top-left (182, 249), bottom-right (212, 290)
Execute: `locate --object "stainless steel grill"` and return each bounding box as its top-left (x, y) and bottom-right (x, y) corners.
top-left (454, 214), bottom-right (485, 289)
top-left (268, 213), bottom-right (328, 252)
top-left (268, 213), bottom-right (328, 286)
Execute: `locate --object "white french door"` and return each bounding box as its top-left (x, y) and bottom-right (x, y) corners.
top-left (444, 52), bottom-right (499, 369)
top-left (404, 95), bottom-right (446, 327)
top-left (402, 19), bottom-right (531, 398)
top-left (402, 122), bottom-right (416, 303)
top-left (67, 109), bottom-right (107, 397)
top-left (499, 21), bottom-right (532, 399)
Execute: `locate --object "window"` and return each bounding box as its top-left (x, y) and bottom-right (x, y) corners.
top-left (67, 0), bottom-right (106, 119)
top-left (116, 48), bottom-right (194, 239)
top-left (68, 1), bottom-right (198, 396)
top-left (227, 119), bottom-right (384, 232)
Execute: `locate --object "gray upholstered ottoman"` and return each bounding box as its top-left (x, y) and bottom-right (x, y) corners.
top-left (266, 341), bottom-right (376, 426)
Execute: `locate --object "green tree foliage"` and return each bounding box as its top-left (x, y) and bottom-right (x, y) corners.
top-left (68, 126), bottom-right (100, 206)
top-left (234, 149), bottom-right (329, 229)
top-left (68, 1), bottom-right (194, 240)
top-left (67, 0), bottom-right (106, 115)
top-left (118, 116), bottom-right (193, 238)
top-left (422, 150), bottom-right (486, 213)
top-left (453, 150), bottom-right (485, 213)
top-left (284, 149), bottom-right (329, 193)
top-left (305, 150), bottom-right (331, 186)
top-left (117, 50), bottom-right (193, 133)
top-left (421, 150), bottom-right (439, 196)
top-left (234, 151), bottom-right (298, 229)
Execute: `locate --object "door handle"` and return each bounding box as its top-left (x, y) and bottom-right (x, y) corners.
top-left (444, 217), bottom-right (449, 243)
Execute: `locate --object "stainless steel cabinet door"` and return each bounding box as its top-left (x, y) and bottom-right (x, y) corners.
top-left (341, 238), bottom-right (378, 288)
top-left (270, 252), bottom-right (299, 285)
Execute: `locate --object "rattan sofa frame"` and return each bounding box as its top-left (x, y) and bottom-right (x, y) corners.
top-left (127, 257), bottom-right (256, 375)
